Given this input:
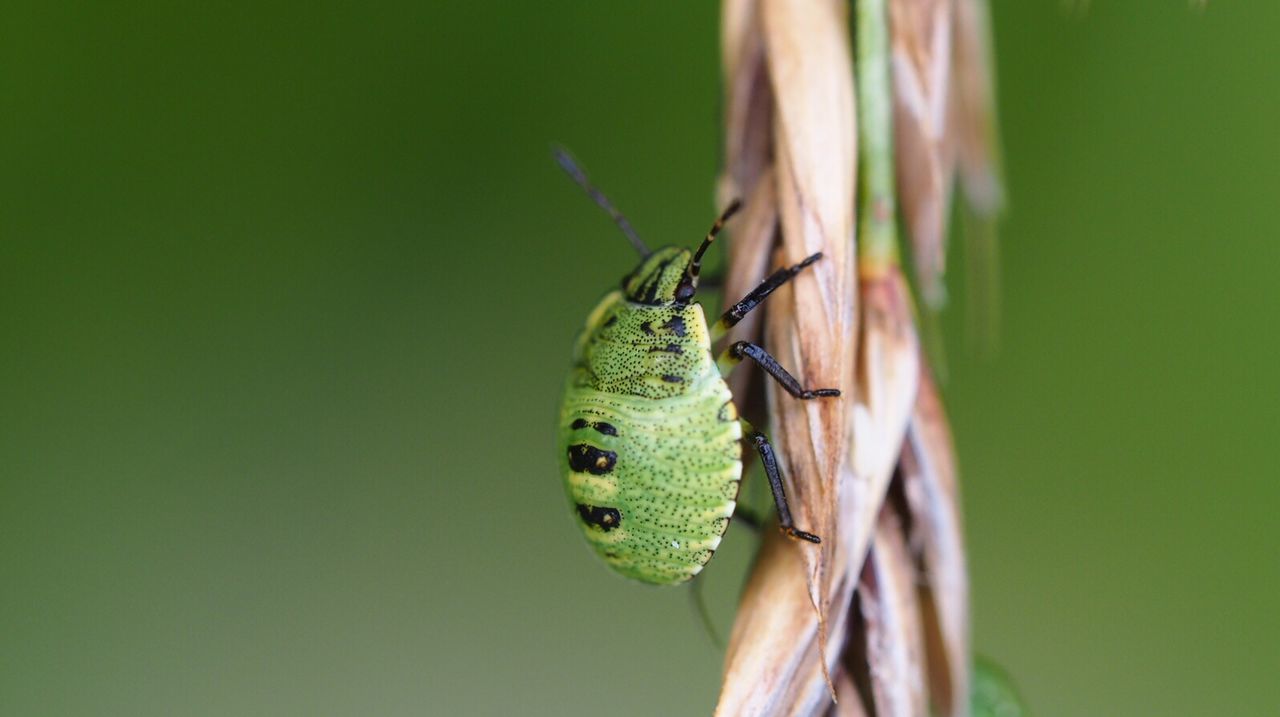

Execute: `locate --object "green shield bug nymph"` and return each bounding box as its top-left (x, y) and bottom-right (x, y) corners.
top-left (555, 149), bottom-right (840, 586)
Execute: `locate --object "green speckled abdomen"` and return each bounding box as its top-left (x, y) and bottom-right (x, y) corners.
top-left (559, 290), bottom-right (743, 585)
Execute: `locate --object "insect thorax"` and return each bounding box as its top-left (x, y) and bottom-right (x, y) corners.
top-left (574, 291), bottom-right (714, 400)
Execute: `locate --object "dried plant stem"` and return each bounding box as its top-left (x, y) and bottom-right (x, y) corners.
top-left (901, 364), bottom-right (970, 716)
top-left (717, 0), bottom-right (859, 711)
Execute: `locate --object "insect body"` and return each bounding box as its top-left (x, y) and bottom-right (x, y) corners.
top-left (556, 150), bottom-right (839, 585)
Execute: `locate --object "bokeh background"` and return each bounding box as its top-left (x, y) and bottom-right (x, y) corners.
top-left (3, 2), bottom-right (1277, 715)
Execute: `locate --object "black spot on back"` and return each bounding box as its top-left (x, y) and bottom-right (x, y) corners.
top-left (577, 504), bottom-right (622, 531)
top-left (591, 421), bottom-right (618, 437)
top-left (568, 443), bottom-right (617, 475)
top-left (570, 419), bottom-right (619, 437)
top-left (640, 320), bottom-right (655, 336)
top-left (648, 343), bottom-right (683, 354)
top-left (661, 374), bottom-right (684, 384)
top-left (663, 316), bottom-right (687, 337)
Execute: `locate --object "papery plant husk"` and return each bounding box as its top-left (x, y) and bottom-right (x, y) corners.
top-left (714, 0), bottom-right (1002, 715)
top-left (900, 364), bottom-right (970, 716)
top-left (890, 0), bottom-right (953, 310)
top-left (718, 0), bottom-right (859, 711)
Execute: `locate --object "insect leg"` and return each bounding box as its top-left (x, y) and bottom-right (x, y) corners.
top-left (740, 420), bottom-right (821, 544)
top-left (709, 252), bottom-right (822, 342)
top-left (716, 341), bottom-right (842, 399)
top-left (687, 578), bottom-right (724, 648)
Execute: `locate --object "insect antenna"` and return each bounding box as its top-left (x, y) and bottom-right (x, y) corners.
top-left (552, 146), bottom-right (651, 256)
top-left (687, 199), bottom-right (743, 282)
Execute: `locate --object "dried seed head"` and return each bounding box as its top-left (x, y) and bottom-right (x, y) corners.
top-left (901, 364), bottom-right (970, 717)
top-left (716, 0), bottom-right (1001, 714)
top-left (718, 0), bottom-right (859, 708)
top-left (891, 0), bottom-right (953, 309)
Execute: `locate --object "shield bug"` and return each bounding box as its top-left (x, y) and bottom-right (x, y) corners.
top-left (556, 149), bottom-right (840, 585)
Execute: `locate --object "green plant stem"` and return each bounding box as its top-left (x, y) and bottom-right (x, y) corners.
top-left (856, 0), bottom-right (899, 277)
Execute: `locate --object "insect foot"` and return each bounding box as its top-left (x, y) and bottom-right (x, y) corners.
top-left (781, 526), bottom-right (822, 544)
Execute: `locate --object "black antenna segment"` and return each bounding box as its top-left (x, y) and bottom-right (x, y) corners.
top-left (553, 146), bottom-right (651, 256)
top-left (688, 199), bottom-right (742, 281)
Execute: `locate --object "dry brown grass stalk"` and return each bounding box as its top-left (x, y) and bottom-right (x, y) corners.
top-left (891, 0), bottom-right (952, 310)
top-left (714, 0), bottom-right (1002, 715)
top-left (717, 1), bottom-right (859, 711)
top-left (901, 364), bottom-right (970, 716)
top-left (859, 508), bottom-right (930, 716)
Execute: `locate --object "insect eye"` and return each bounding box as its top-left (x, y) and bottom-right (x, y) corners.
top-left (674, 279), bottom-right (696, 302)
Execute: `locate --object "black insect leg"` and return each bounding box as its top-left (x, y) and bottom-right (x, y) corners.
top-left (709, 252), bottom-right (822, 342)
top-left (717, 341), bottom-right (841, 399)
top-left (740, 420), bottom-right (821, 544)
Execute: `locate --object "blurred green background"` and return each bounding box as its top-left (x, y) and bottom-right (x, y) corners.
top-left (2, 2), bottom-right (1277, 715)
